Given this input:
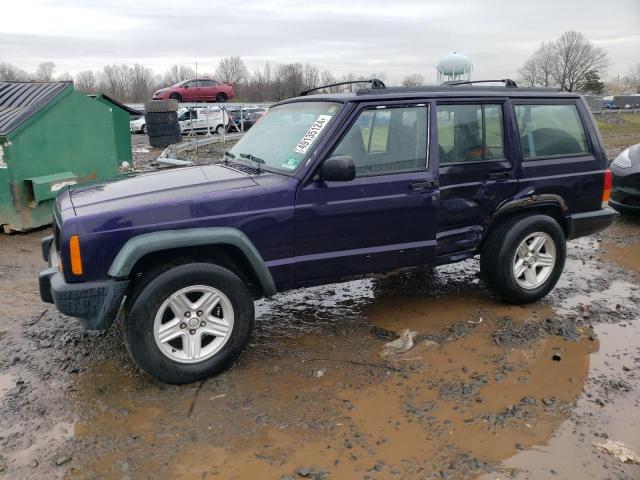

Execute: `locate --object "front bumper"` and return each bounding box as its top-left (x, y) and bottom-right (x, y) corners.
top-left (566, 208), bottom-right (616, 240)
top-left (610, 199), bottom-right (640, 214)
top-left (39, 237), bottom-right (128, 330)
top-left (610, 166), bottom-right (640, 214)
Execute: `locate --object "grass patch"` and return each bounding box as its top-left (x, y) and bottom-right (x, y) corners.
top-left (595, 113), bottom-right (640, 137)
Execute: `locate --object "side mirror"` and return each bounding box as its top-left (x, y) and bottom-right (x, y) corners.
top-left (319, 155), bottom-right (355, 182)
top-left (183, 85), bottom-right (190, 89)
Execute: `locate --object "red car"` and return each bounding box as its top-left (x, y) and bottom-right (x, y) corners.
top-left (152, 78), bottom-right (234, 103)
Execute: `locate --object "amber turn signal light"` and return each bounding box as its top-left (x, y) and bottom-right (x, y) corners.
top-left (69, 235), bottom-right (83, 275)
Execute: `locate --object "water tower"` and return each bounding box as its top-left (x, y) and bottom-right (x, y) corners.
top-left (437, 51), bottom-right (473, 84)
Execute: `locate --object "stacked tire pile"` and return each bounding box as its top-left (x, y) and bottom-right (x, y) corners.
top-left (144, 99), bottom-right (182, 148)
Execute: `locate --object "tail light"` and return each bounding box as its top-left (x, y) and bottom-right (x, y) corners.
top-left (602, 169), bottom-right (612, 208)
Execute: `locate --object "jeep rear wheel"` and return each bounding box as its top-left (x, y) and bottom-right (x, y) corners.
top-left (124, 263), bottom-right (254, 384)
top-left (480, 214), bottom-right (566, 304)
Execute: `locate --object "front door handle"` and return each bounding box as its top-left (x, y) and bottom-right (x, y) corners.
top-left (409, 180), bottom-right (439, 190)
top-left (487, 172), bottom-right (510, 180)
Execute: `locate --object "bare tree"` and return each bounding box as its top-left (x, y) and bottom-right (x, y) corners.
top-left (99, 64), bottom-right (131, 100)
top-left (303, 63), bottom-right (319, 91)
top-left (56, 71), bottom-right (73, 82)
top-left (216, 56), bottom-right (248, 85)
top-left (401, 73), bottom-right (425, 87)
top-left (162, 65), bottom-right (195, 86)
top-left (2, 57), bottom-right (406, 103)
top-left (552, 31), bottom-right (608, 91)
top-left (320, 70), bottom-right (336, 85)
top-left (75, 70), bottom-right (98, 93)
top-left (604, 76), bottom-right (628, 96)
top-left (519, 33), bottom-right (608, 91)
top-left (368, 72), bottom-right (387, 82)
top-left (626, 63), bottom-right (640, 93)
top-left (0, 62), bottom-right (29, 81)
top-left (273, 63), bottom-right (305, 100)
top-left (35, 61), bottom-right (56, 81)
top-left (518, 41), bottom-right (556, 87)
top-left (129, 63), bottom-right (157, 102)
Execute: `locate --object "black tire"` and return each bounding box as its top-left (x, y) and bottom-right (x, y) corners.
top-left (215, 124), bottom-right (224, 134)
top-left (148, 134), bottom-right (181, 148)
top-left (169, 92), bottom-right (182, 102)
top-left (144, 111), bottom-right (179, 125)
top-left (480, 214), bottom-right (566, 304)
top-left (140, 124), bottom-right (145, 134)
top-left (146, 122), bottom-right (181, 137)
top-left (124, 263), bottom-right (255, 384)
top-left (216, 93), bottom-right (228, 103)
top-left (144, 99), bottom-right (179, 113)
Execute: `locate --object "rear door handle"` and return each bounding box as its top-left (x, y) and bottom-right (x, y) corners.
top-left (409, 180), bottom-right (439, 190)
top-left (487, 172), bottom-right (510, 180)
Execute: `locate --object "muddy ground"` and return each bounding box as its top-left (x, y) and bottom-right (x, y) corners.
top-left (1, 131), bottom-right (640, 480)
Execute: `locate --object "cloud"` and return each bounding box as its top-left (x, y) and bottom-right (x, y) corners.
top-left (0, 0), bottom-right (638, 82)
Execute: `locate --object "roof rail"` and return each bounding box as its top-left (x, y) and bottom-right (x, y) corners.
top-left (299, 79), bottom-right (386, 96)
top-left (445, 79), bottom-right (518, 88)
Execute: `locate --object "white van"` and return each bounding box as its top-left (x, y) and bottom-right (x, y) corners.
top-left (178, 106), bottom-right (230, 134)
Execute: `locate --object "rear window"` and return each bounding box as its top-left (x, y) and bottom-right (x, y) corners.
top-left (514, 104), bottom-right (590, 159)
top-left (436, 104), bottom-right (505, 164)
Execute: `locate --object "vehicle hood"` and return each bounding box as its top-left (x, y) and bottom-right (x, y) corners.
top-left (69, 165), bottom-right (257, 216)
top-left (154, 87), bottom-right (171, 94)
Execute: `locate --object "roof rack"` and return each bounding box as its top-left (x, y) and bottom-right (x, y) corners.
top-left (299, 78), bottom-right (386, 96)
top-left (445, 79), bottom-right (518, 87)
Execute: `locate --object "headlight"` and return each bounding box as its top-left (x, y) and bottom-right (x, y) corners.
top-left (612, 148), bottom-right (632, 169)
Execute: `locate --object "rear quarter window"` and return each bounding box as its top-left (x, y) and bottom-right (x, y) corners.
top-left (514, 104), bottom-right (590, 159)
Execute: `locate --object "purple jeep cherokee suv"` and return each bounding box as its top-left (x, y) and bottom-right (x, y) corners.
top-left (39, 80), bottom-right (615, 383)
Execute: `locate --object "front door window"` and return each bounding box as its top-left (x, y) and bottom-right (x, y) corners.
top-left (332, 105), bottom-right (428, 176)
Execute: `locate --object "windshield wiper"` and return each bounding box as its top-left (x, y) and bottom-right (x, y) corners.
top-left (223, 150), bottom-right (235, 164)
top-left (238, 153), bottom-right (266, 172)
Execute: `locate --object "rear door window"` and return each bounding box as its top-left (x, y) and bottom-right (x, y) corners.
top-left (514, 104), bottom-right (590, 159)
top-left (436, 104), bottom-right (505, 164)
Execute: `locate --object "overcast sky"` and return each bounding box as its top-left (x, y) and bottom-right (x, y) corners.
top-left (1, 0), bottom-right (638, 84)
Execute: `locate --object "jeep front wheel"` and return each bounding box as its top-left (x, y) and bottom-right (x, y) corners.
top-left (124, 263), bottom-right (254, 384)
top-left (480, 214), bottom-right (566, 304)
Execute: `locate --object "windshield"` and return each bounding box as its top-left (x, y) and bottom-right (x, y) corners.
top-left (228, 101), bottom-right (341, 173)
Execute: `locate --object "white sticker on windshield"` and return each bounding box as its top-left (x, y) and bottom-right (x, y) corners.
top-left (294, 115), bottom-right (332, 154)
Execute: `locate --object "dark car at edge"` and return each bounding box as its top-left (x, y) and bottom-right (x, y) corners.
top-left (609, 143), bottom-right (640, 214)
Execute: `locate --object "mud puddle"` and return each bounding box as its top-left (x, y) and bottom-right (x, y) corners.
top-left (480, 320), bottom-right (640, 480)
top-left (602, 242), bottom-right (640, 272)
top-left (66, 280), bottom-right (598, 479)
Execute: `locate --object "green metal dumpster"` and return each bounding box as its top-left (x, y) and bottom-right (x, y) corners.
top-left (90, 94), bottom-right (141, 167)
top-left (0, 82), bottom-right (133, 232)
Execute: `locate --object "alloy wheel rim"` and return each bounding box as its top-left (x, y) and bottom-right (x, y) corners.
top-left (512, 232), bottom-right (557, 290)
top-left (153, 285), bottom-right (234, 364)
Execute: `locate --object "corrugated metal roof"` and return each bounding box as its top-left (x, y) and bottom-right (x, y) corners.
top-left (0, 82), bottom-right (71, 136)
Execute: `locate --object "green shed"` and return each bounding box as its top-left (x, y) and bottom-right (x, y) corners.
top-left (0, 82), bottom-right (133, 232)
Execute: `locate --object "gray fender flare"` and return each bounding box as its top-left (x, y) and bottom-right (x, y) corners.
top-left (489, 194), bottom-right (568, 220)
top-left (108, 227), bottom-right (276, 297)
